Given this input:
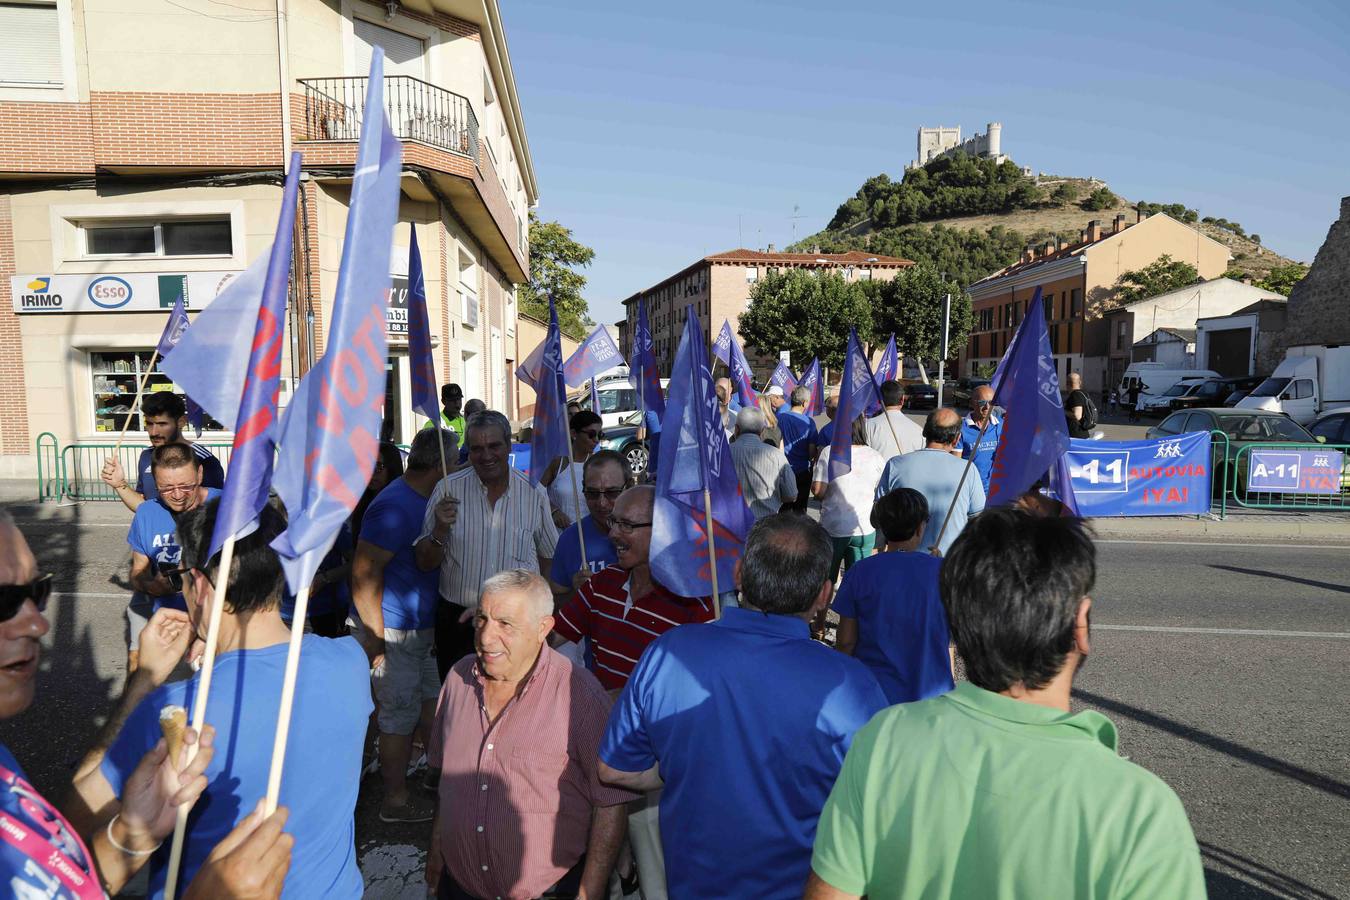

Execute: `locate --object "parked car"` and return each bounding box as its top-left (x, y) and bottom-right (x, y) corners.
top-left (1138, 377), bottom-right (1211, 416)
top-left (597, 421), bottom-right (650, 476)
top-left (1309, 406), bottom-right (1350, 444)
top-left (903, 382), bottom-right (938, 410)
top-left (1147, 408), bottom-right (1325, 495)
top-left (1168, 376), bottom-right (1267, 412)
top-left (1223, 390), bottom-right (1252, 408)
top-left (949, 377), bottom-right (991, 409)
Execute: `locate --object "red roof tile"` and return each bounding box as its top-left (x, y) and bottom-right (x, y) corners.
top-left (705, 248), bottom-right (914, 266)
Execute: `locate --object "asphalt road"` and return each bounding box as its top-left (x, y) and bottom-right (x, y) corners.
top-left (2, 494), bottom-right (1347, 899)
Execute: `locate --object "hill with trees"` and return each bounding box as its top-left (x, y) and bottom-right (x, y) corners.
top-left (797, 154), bottom-right (1305, 294)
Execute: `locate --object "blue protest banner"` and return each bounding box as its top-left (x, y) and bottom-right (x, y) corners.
top-left (1053, 431), bottom-right (1211, 516)
top-left (1248, 448), bottom-right (1344, 494)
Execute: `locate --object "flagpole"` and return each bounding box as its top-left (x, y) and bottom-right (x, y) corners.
top-left (932, 416), bottom-right (990, 553)
top-left (111, 347), bottom-right (161, 457)
top-left (163, 533), bottom-right (236, 900)
top-left (568, 456), bottom-right (588, 569)
top-left (435, 420), bottom-right (450, 480)
top-left (637, 362), bottom-right (649, 484)
top-left (264, 579), bottom-right (313, 815)
top-left (704, 489), bottom-right (721, 619)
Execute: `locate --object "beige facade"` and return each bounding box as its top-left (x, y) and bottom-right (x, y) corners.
top-left (620, 249), bottom-right (913, 374)
top-left (961, 212), bottom-right (1231, 392)
top-left (0, 0), bottom-right (538, 476)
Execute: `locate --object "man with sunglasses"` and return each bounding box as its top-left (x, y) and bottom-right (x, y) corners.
top-left (0, 510), bottom-right (294, 899)
top-left (958, 385), bottom-right (1003, 493)
top-left (124, 444), bottom-right (220, 675)
top-left (551, 485), bottom-right (713, 900)
top-left (548, 450), bottom-right (629, 607)
top-left (543, 411), bottom-right (605, 529)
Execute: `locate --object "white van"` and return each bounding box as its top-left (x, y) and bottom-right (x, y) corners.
top-left (1237, 345), bottom-right (1350, 424)
top-left (1119, 364), bottom-right (1220, 412)
top-left (580, 379), bottom-right (669, 430)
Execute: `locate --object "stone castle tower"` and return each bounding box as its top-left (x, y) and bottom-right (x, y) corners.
top-left (1274, 195), bottom-right (1350, 354)
top-left (912, 122), bottom-right (1006, 168)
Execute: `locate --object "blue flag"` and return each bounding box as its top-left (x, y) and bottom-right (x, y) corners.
top-left (564, 324), bottom-right (624, 389)
top-left (987, 287), bottom-right (1070, 506)
top-left (768, 360), bottom-right (797, 394)
top-left (867, 333), bottom-right (898, 415)
top-left (827, 329), bottom-right (881, 481)
top-left (725, 326), bottom-right (760, 409)
top-left (799, 358), bottom-right (824, 416)
top-left (628, 298), bottom-right (665, 418)
top-left (271, 53), bottom-right (402, 592)
top-left (589, 380), bottom-right (600, 414)
top-left (711, 319), bottom-right (734, 366)
top-left (161, 253), bottom-right (270, 431)
top-left (406, 224), bottom-right (439, 423)
top-left (205, 155), bottom-right (300, 555)
top-left (515, 338), bottom-right (545, 391)
top-left (155, 295), bottom-right (191, 356)
top-left (185, 397), bottom-right (206, 437)
top-left (529, 298), bottom-right (571, 487)
top-left (651, 306), bottom-right (753, 598)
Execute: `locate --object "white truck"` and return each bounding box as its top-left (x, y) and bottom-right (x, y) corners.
top-left (1237, 345), bottom-right (1350, 424)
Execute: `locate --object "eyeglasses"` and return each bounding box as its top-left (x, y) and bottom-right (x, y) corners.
top-left (974, 401), bottom-right (993, 408)
top-left (582, 488), bottom-right (624, 501)
top-left (579, 429), bottom-right (603, 441)
top-left (159, 483), bottom-right (200, 498)
top-left (607, 517), bottom-right (652, 534)
top-left (0, 574), bottom-right (53, 622)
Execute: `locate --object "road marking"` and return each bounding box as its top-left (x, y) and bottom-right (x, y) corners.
top-left (1097, 624), bottom-right (1350, 640)
top-left (1098, 539), bottom-right (1350, 550)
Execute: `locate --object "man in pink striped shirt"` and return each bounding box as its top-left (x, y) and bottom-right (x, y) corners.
top-left (426, 569), bottom-right (635, 900)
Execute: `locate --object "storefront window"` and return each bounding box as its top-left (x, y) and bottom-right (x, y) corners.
top-left (90, 350), bottom-right (223, 434)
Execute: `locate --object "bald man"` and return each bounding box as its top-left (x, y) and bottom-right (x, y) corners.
top-left (1065, 372), bottom-right (1093, 439)
top-left (875, 408), bottom-right (986, 555)
top-left (715, 377), bottom-right (740, 433)
top-left (958, 384), bottom-right (1003, 493)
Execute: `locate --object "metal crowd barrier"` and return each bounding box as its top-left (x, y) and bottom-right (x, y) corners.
top-left (1228, 441), bottom-right (1350, 511)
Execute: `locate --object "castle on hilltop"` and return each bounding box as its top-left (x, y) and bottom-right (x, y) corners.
top-left (911, 122), bottom-right (1008, 168)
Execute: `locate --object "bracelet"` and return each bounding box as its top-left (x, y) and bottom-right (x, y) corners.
top-left (106, 813), bottom-right (162, 857)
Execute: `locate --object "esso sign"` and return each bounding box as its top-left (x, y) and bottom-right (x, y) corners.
top-left (88, 276), bottom-right (133, 309)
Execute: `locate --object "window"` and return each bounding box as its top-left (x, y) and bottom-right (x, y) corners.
top-left (860, 268), bottom-right (872, 280)
top-left (0, 2), bottom-right (62, 85)
top-left (1155, 413), bottom-right (1185, 435)
top-left (1043, 294), bottom-right (1053, 320)
top-left (1311, 415), bottom-right (1350, 443)
top-left (458, 250), bottom-right (477, 329)
top-left (1071, 288), bottom-right (1083, 315)
top-left (1115, 320), bottom-right (1127, 350)
top-left (91, 350), bottom-right (223, 434)
top-left (81, 218), bottom-right (232, 258)
top-left (1291, 379), bottom-right (1314, 400)
top-left (354, 19), bottom-right (425, 79)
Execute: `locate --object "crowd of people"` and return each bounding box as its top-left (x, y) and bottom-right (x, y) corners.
top-left (0, 374), bottom-right (1210, 900)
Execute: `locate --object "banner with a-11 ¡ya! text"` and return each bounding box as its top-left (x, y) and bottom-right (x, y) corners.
top-left (1054, 431), bottom-right (1212, 516)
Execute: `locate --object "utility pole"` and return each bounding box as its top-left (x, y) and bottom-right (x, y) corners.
top-left (789, 204), bottom-right (806, 245)
top-left (937, 273), bottom-right (951, 405)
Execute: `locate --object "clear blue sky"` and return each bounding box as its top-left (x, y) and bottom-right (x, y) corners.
top-left (499, 0), bottom-right (1350, 326)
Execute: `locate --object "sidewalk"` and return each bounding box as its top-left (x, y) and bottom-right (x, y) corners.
top-left (1088, 509), bottom-right (1350, 543)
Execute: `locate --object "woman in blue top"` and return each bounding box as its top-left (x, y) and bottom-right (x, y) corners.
top-left (832, 488), bottom-right (956, 705)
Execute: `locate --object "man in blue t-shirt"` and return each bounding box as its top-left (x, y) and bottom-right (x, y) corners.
top-left (351, 429), bottom-right (454, 824)
top-left (637, 408), bottom-right (662, 483)
top-left (75, 496), bottom-right (371, 899)
top-left (124, 443), bottom-right (220, 674)
top-left (599, 514), bottom-right (885, 900)
top-left (958, 384), bottom-right (1002, 493)
top-left (834, 488), bottom-right (955, 704)
top-left (101, 392), bottom-right (224, 512)
top-left (770, 385), bottom-right (820, 513)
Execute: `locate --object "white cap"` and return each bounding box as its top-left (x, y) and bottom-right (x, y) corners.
top-left (766, 385), bottom-right (785, 397)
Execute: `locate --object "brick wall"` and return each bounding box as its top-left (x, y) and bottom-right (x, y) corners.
top-left (0, 101), bottom-right (95, 173)
top-left (1276, 196), bottom-right (1350, 351)
top-left (0, 195), bottom-right (31, 453)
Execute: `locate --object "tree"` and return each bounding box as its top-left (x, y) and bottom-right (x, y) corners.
top-left (1257, 263), bottom-right (1309, 296)
top-left (1112, 254), bottom-right (1200, 305)
top-left (1051, 183), bottom-right (1079, 205)
top-left (1081, 187), bottom-right (1118, 211)
top-left (865, 265), bottom-right (969, 364)
top-left (739, 270), bottom-right (873, 370)
top-left (518, 212), bottom-right (595, 338)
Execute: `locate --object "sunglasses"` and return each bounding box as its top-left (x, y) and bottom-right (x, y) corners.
top-left (608, 517), bottom-right (652, 534)
top-left (975, 401), bottom-right (993, 408)
top-left (164, 566), bottom-right (213, 591)
top-left (0, 574), bottom-right (53, 623)
top-left (582, 488), bottom-right (624, 501)
top-left (579, 429), bottom-right (603, 441)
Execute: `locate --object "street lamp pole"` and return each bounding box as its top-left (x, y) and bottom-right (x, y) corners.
top-left (937, 273), bottom-right (951, 406)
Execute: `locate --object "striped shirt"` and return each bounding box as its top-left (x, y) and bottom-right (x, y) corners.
top-left (553, 565), bottom-right (714, 690)
top-left (427, 647), bottom-right (638, 900)
top-left (418, 467), bottom-right (559, 609)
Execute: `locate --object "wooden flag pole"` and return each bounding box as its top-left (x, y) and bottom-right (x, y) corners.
top-left (932, 416), bottom-right (990, 553)
top-left (637, 364), bottom-right (650, 484)
top-left (568, 455), bottom-right (589, 569)
top-left (703, 489), bottom-right (721, 619)
top-left (111, 348), bottom-right (161, 457)
top-left (435, 419), bottom-right (451, 480)
top-left (264, 579), bottom-right (313, 815)
top-left (163, 534), bottom-right (236, 900)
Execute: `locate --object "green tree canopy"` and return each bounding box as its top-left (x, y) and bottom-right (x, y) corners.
top-left (825, 154), bottom-right (1042, 231)
top-left (1113, 254), bottom-right (1201, 305)
top-left (739, 270), bottom-right (874, 370)
top-left (1257, 263), bottom-right (1309, 296)
top-left (864, 265), bottom-right (970, 363)
top-left (518, 212), bottom-right (595, 338)
top-left (1081, 187), bottom-right (1119, 211)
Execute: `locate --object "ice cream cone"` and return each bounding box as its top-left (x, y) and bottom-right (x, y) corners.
top-left (160, 705), bottom-right (188, 768)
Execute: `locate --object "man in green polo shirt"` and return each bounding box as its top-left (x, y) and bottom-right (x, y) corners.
top-left (420, 383), bottom-right (465, 449)
top-left (807, 509), bottom-right (1206, 900)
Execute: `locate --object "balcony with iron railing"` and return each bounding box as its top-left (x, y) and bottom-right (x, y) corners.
top-left (299, 75), bottom-right (479, 162)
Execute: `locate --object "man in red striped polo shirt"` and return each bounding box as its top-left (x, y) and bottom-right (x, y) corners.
top-left (551, 486), bottom-right (714, 693)
top-left (550, 485), bottom-right (712, 900)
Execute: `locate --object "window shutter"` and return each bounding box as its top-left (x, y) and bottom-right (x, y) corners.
top-left (0, 3), bottom-right (63, 85)
top-left (353, 19), bottom-right (425, 79)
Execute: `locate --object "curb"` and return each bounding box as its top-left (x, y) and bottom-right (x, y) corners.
top-left (1087, 515), bottom-right (1350, 544)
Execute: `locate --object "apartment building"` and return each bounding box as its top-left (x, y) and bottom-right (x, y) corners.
top-left (619, 248), bottom-right (913, 373)
top-left (0, 0), bottom-right (536, 476)
top-left (960, 211), bottom-right (1230, 392)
